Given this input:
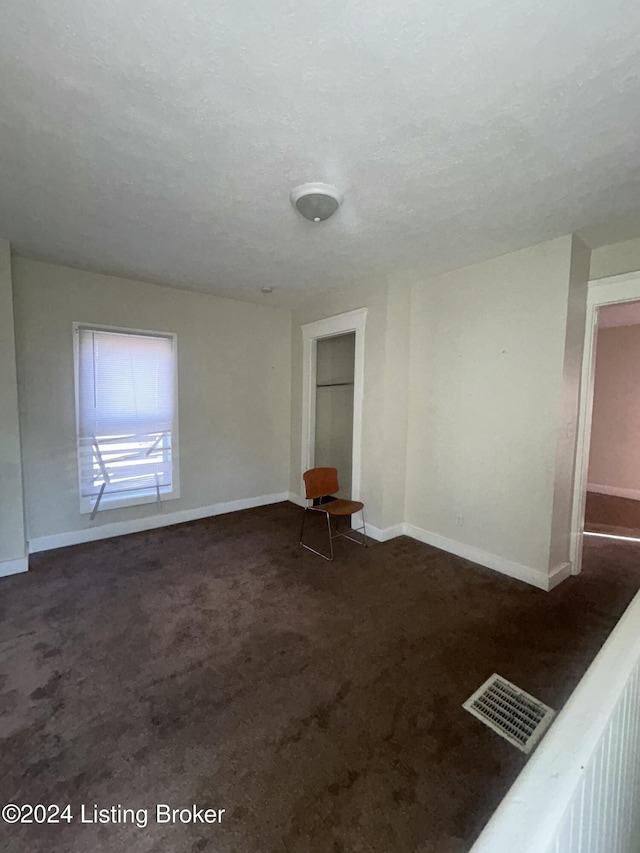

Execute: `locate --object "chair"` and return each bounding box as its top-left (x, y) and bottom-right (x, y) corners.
top-left (299, 467), bottom-right (368, 560)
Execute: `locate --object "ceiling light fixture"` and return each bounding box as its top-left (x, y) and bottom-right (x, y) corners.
top-left (260, 286), bottom-right (273, 293)
top-left (290, 182), bottom-right (343, 223)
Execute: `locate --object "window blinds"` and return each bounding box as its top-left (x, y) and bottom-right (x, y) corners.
top-left (77, 327), bottom-right (175, 500)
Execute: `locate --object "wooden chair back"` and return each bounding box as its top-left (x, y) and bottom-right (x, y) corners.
top-left (303, 467), bottom-right (340, 500)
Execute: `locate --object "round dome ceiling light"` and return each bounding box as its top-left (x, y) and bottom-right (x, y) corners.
top-left (290, 182), bottom-right (343, 223)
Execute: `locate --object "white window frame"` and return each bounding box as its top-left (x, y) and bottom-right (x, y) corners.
top-left (73, 322), bottom-right (180, 515)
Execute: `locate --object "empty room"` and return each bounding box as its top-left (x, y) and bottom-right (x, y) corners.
top-left (2, 1), bottom-right (640, 852)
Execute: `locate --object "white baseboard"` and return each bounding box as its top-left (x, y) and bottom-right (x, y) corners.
top-left (402, 524), bottom-right (551, 591)
top-left (0, 556), bottom-right (29, 577)
top-left (287, 491), bottom-right (306, 508)
top-left (28, 492), bottom-right (290, 553)
top-left (548, 561), bottom-right (573, 590)
top-left (27, 494), bottom-right (570, 592)
top-left (366, 523), bottom-right (404, 543)
top-left (587, 483), bottom-right (640, 501)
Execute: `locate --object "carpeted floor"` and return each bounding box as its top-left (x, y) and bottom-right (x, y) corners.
top-left (1, 502), bottom-right (639, 853)
top-left (585, 489), bottom-right (640, 538)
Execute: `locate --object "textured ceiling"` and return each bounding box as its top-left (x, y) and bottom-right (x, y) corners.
top-left (1, 0), bottom-right (640, 306)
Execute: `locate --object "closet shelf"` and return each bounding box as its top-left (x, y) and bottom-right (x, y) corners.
top-left (316, 382), bottom-right (355, 387)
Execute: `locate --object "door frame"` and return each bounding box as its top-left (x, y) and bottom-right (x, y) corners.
top-left (301, 308), bottom-right (366, 512)
top-left (570, 270), bottom-right (640, 574)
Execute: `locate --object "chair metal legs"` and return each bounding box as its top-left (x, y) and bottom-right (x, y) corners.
top-left (299, 507), bottom-right (334, 560)
top-left (299, 507), bottom-right (368, 561)
top-left (340, 507), bottom-right (368, 549)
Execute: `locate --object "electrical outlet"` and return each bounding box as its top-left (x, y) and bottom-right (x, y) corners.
top-left (456, 514), bottom-right (464, 527)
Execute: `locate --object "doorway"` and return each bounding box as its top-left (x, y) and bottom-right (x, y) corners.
top-left (584, 301), bottom-right (640, 539)
top-left (301, 308), bottom-right (366, 515)
top-left (571, 272), bottom-right (640, 573)
top-left (314, 332), bottom-right (355, 498)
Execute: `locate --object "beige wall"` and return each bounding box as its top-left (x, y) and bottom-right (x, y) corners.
top-left (12, 258), bottom-right (292, 542)
top-left (590, 238), bottom-right (640, 281)
top-left (380, 279), bottom-right (412, 530)
top-left (588, 324), bottom-right (640, 493)
top-left (0, 240), bottom-right (27, 569)
top-left (404, 236), bottom-right (588, 578)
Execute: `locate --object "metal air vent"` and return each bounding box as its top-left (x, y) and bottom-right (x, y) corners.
top-left (463, 674), bottom-right (555, 753)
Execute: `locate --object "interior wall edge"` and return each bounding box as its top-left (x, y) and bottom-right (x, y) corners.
top-left (0, 238), bottom-right (27, 564)
top-left (367, 523), bottom-right (405, 542)
top-left (287, 491), bottom-right (306, 508)
top-left (548, 561), bottom-right (573, 590)
top-left (0, 556), bottom-right (29, 578)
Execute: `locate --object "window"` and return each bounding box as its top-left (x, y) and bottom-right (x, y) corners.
top-left (74, 324), bottom-right (178, 515)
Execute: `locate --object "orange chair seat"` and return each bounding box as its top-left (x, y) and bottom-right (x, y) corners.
top-left (318, 499), bottom-right (364, 517)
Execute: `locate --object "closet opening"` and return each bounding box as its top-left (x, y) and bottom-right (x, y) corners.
top-left (300, 307), bottom-right (366, 516)
top-left (314, 332), bottom-right (355, 499)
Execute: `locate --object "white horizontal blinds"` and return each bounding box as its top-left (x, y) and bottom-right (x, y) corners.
top-left (77, 327), bottom-right (174, 499)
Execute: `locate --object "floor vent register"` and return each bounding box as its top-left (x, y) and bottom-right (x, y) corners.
top-left (463, 673), bottom-right (556, 754)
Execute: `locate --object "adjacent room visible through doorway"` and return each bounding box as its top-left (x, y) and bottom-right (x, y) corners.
top-left (585, 300), bottom-right (640, 541)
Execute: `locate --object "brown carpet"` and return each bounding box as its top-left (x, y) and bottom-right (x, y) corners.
top-left (1, 502), bottom-right (639, 853)
top-left (585, 490), bottom-right (640, 538)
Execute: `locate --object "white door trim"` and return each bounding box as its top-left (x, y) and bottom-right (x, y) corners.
top-left (570, 270), bottom-right (640, 574)
top-left (301, 308), bottom-right (367, 510)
